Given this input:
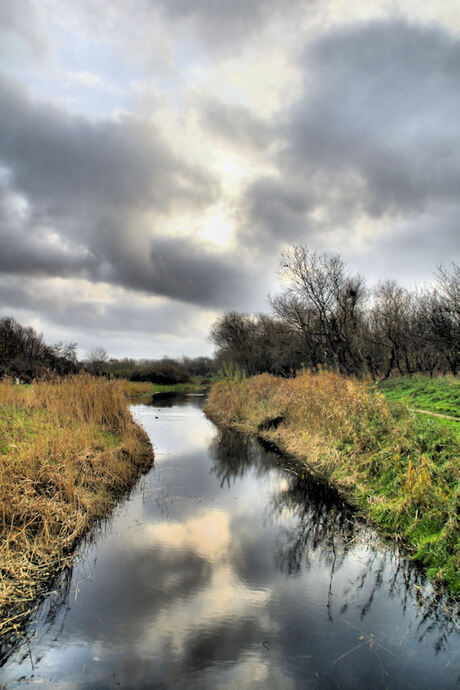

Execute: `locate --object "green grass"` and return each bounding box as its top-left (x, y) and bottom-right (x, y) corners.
top-left (378, 375), bottom-right (460, 416)
top-left (379, 375), bottom-right (460, 440)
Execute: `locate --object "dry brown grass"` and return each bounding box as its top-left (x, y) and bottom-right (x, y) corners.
top-left (0, 375), bottom-right (154, 637)
top-left (206, 370), bottom-right (391, 464)
top-left (122, 380), bottom-right (157, 397)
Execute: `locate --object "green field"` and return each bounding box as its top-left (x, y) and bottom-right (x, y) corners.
top-left (379, 376), bottom-right (460, 438)
top-left (378, 375), bottom-right (459, 416)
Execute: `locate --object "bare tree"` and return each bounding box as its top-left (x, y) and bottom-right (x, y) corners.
top-left (273, 247), bottom-right (367, 375)
top-left (370, 281), bottom-right (415, 378)
top-left (86, 347), bottom-right (109, 376)
top-left (209, 250), bottom-right (459, 380)
top-left (422, 263), bottom-right (459, 374)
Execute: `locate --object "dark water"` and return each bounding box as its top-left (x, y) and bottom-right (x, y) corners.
top-left (1, 396), bottom-right (458, 689)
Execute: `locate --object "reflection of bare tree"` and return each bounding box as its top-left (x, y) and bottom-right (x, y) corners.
top-left (209, 427), bottom-right (279, 487)
top-left (339, 545), bottom-right (459, 653)
top-left (270, 465), bottom-right (357, 625)
top-left (271, 469), bottom-right (356, 575)
top-left (209, 425), bottom-right (459, 652)
top-left (275, 471), bottom-right (459, 651)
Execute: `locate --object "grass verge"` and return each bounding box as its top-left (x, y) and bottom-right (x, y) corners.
top-left (205, 371), bottom-right (459, 596)
top-left (0, 375), bottom-right (154, 639)
top-left (379, 375), bottom-right (460, 439)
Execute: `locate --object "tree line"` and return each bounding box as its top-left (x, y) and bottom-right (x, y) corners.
top-left (210, 247), bottom-right (459, 379)
top-left (0, 316), bottom-right (216, 383)
top-left (0, 317), bottom-right (79, 380)
top-left (2, 247), bottom-right (457, 382)
top-left (87, 352), bottom-right (216, 384)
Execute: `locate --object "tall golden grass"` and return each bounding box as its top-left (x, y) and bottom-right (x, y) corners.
top-left (0, 375), bottom-right (153, 637)
top-left (205, 370), bottom-right (459, 593)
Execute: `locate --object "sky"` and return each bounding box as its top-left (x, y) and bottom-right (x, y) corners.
top-left (0, 0), bottom-right (459, 359)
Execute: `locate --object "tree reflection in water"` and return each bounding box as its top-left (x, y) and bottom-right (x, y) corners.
top-left (209, 426), bottom-right (459, 653)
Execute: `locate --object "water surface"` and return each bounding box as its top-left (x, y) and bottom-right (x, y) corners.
top-left (1, 396), bottom-right (458, 688)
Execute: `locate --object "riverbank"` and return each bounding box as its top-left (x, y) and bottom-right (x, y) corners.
top-left (205, 371), bottom-right (459, 595)
top-left (0, 375), bottom-right (154, 639)
top-left (124, 379), bottom-right (210, 398)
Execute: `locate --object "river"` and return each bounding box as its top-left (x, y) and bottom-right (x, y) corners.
top-left (0, 395), bottom-right (458, 688)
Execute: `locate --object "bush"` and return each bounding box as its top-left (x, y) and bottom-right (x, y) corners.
top-left (130, 363), bottom-right (191, 385)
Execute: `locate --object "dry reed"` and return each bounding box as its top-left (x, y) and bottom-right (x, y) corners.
top-left (0, 375), bottom-right (154, 638)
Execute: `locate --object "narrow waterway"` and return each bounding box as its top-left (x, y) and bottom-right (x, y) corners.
top-left (1, 395), bottom-right (458, 689)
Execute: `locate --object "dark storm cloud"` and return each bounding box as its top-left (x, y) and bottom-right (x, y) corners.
top-left (0, 277), bottom-right (210, 337)
top-left (148, 236), bottom-right (261, 308)
top-left (0, 73), bottom-right (261, 308)
top-left (240, 19), bottom-right (460, 258)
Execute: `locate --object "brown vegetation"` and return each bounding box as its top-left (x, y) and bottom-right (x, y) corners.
top-left (0, 375), bottom-right (154, 638)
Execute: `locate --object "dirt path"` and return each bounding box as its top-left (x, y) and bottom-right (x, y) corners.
top-left (409, 408), bottom-right (460, 421)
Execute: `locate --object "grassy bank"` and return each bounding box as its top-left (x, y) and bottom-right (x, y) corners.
top-left (205, 371), bottom-right (459, 595)
top-left (124, 379), bottom-right (209, 398)
top-left (0, 375), bottom-right (154, 638)
top-left (379, 376), bottom-right (460, 438)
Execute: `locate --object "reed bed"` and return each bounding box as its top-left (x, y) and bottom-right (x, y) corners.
top-left (0, 375), bottom-right (154, 638)
top-left (205, 371), bottom-right (459, 594)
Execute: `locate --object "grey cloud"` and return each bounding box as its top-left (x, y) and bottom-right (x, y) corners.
top-left (34, 0), bottom-right (310, 66)
top-left (0, 0), bottom-right (49, 61)
top-left (0, 74), bottom-right (265, 309)
top-left (0, 74), bottom-right (214, 219)
top-left (285, 20), bottom-right (460, 215)
top-left (78, 0), bottom-right (307, 50)
top-left (147, 236), bottom-right (263, 309)
top-left (156, 0), bottom-right (303, 40)
top-left (349, 203), bottom-right (460, 285)
top-left (198, 99), bottom-right (273, 151)
top-left (237, 19), bottom-right (460, 267)
top-left (241, 176), bottom-right (314, 249)
top-left (0, 179), bottom-right (98, 278)
top-left (0, 277), bottom-right (210, 338)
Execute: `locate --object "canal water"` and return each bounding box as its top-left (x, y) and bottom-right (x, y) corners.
top-left (0, 395), bottom-right (458, 688)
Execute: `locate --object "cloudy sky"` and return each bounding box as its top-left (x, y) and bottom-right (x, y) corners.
top-left (1, 0), bottom-right (459, 359)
